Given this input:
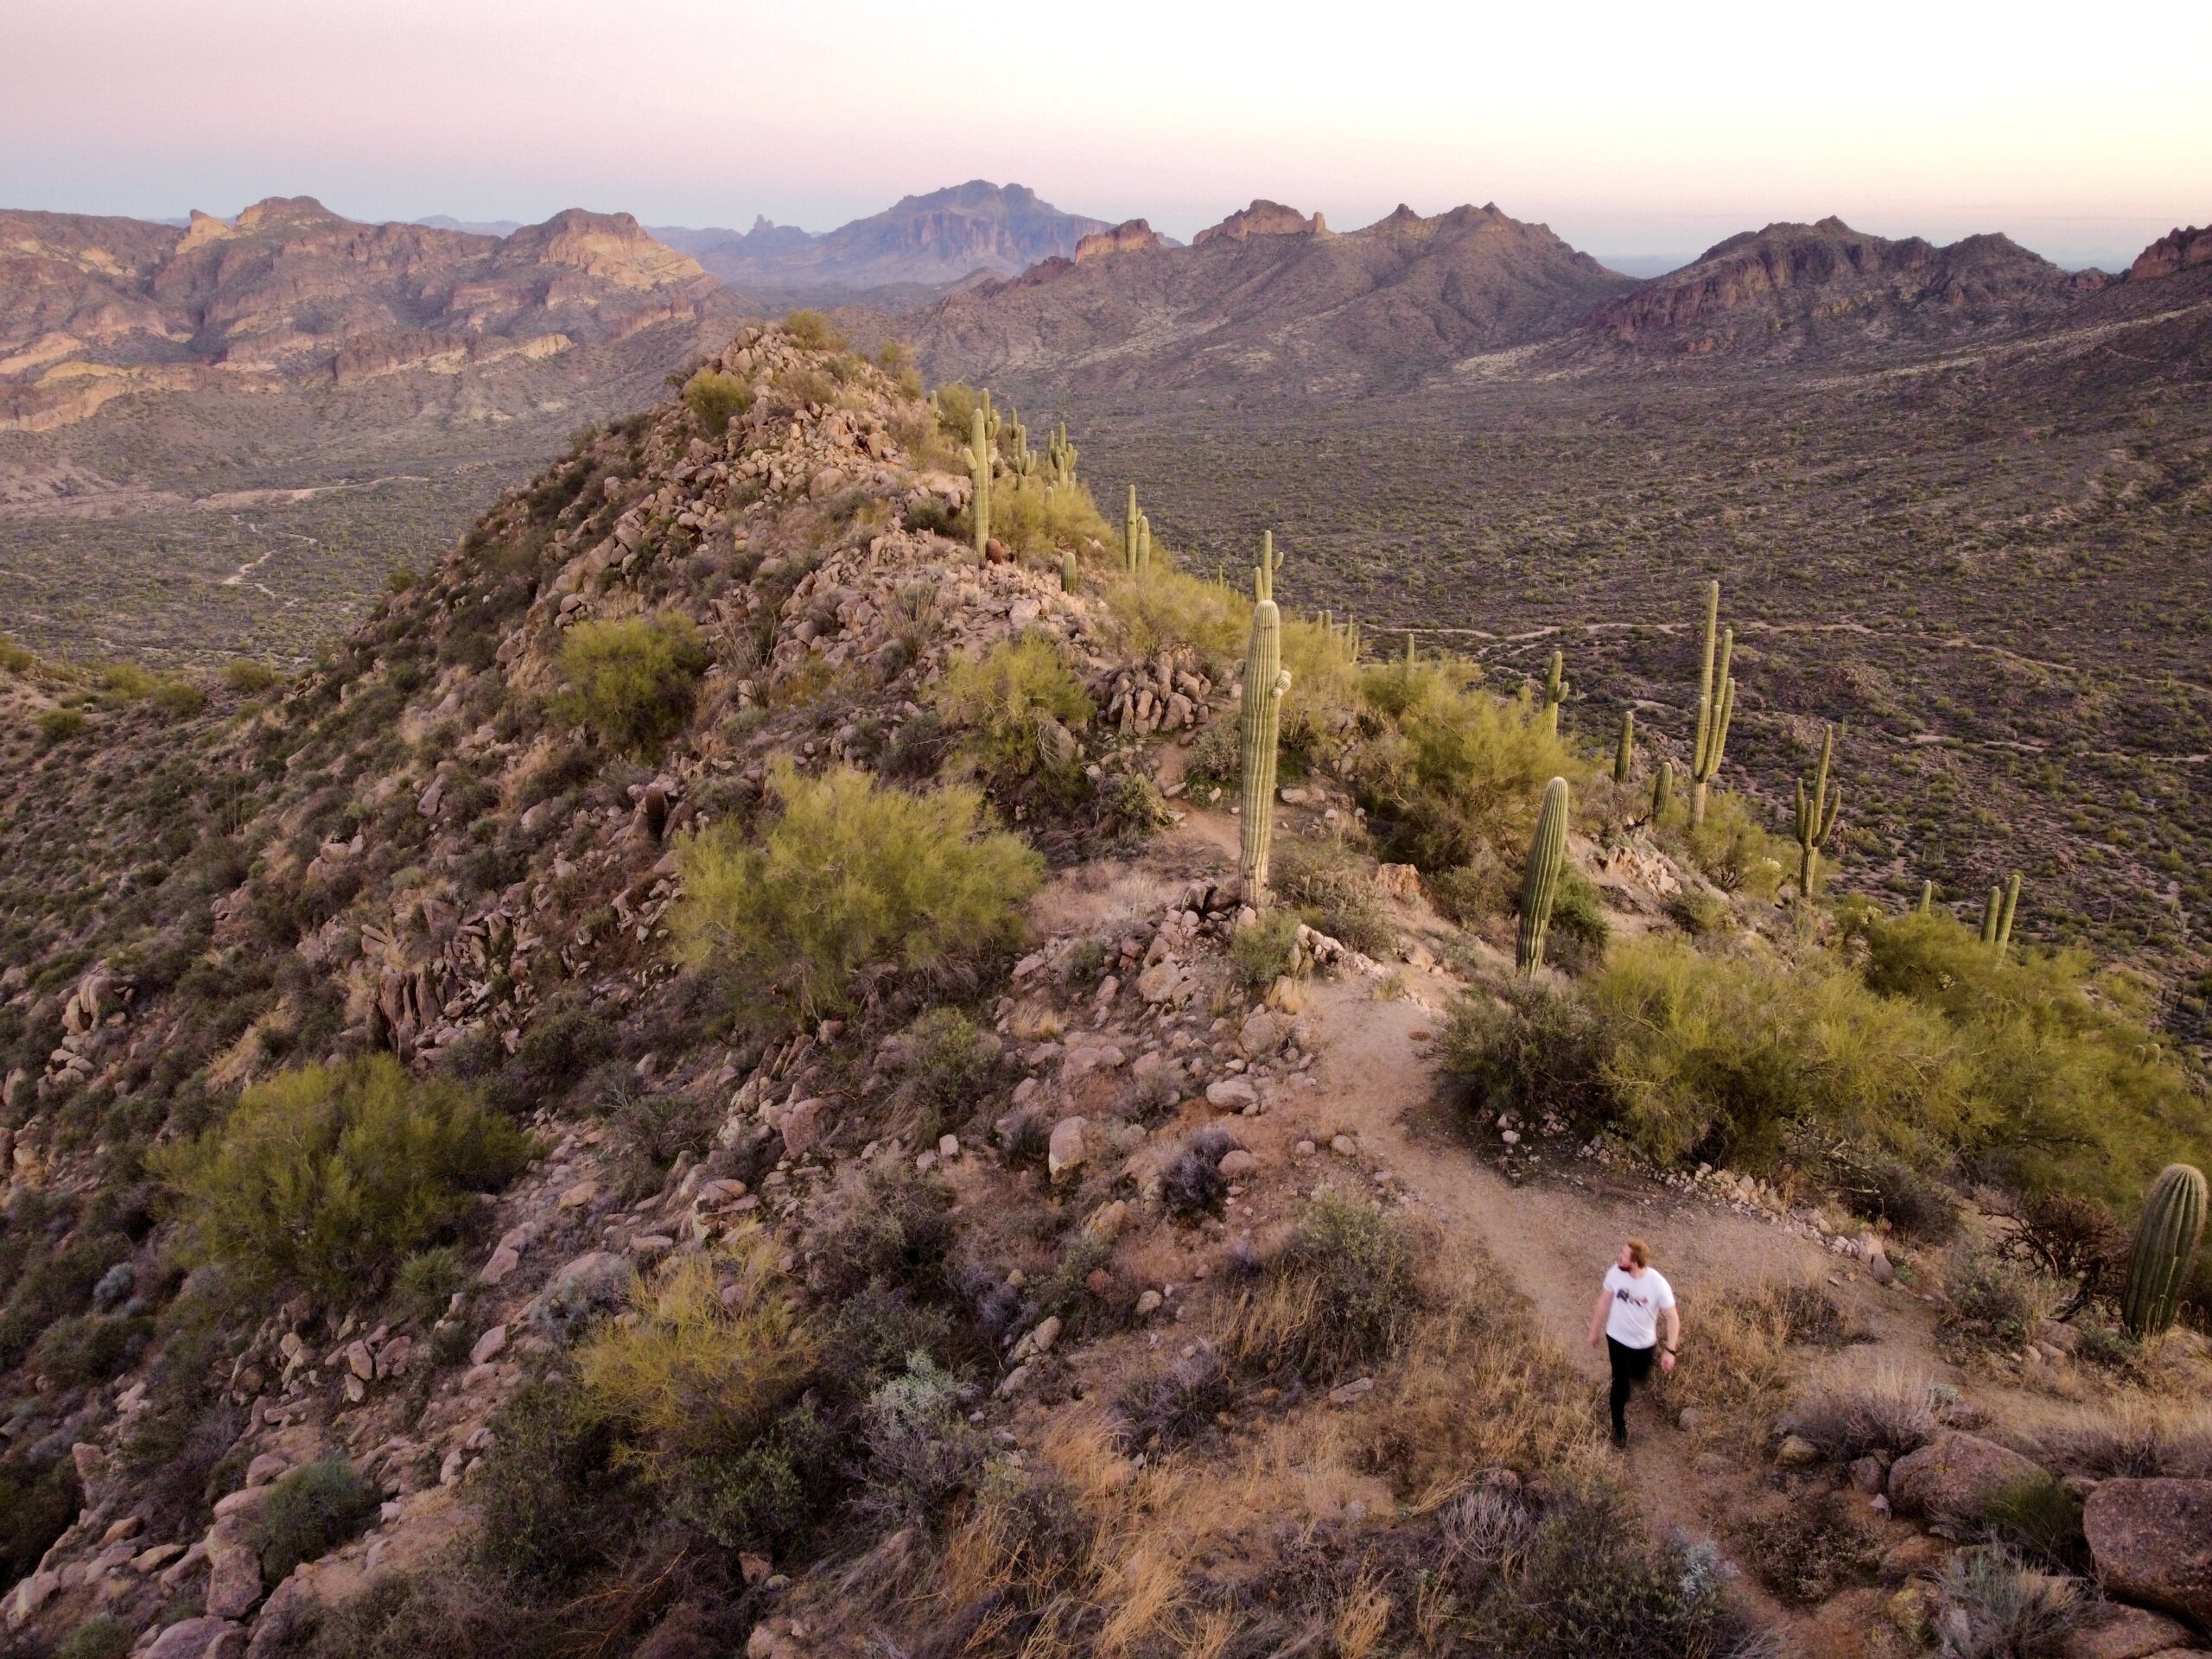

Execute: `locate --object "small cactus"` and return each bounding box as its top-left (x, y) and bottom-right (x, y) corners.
top-left (1138, 512), bottom-right (1153, 575)
top-left (1239, 533), bottom-right (1291, 905)
top-left (2120, 1163), bottom-right (2208, 1340)
top-left (1516, 777), bottom-right (1570, 976)
top-left (1688, 581), bottom-right (1737, 828)
top-left (1540, 649), bottom-right (1568, 738)
top-left (963, 404), bottom-right (992, 562)
top-left (1123, 485), bottom-right (1141, 576)
top-left (1046, 422), bottom-right (1077, 487)
top-left (1059, 551), bottom-right (1077, 594)
top-left (1613, 709), bottom-right (1635, 784)
top-left (1917, 879), bottom-right (1934, 917)
top-left (1650, 760), bottom-right (1674, 824)
top-left (1793, 726), bottom-right (1842, 899)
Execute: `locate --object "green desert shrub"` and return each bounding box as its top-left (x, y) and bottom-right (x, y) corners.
top-left (1353, 652), bottom-right (1580, 870)
top-left (681, 368), bottom-right (753, 435)
top-left (1106, 569), bottom-right (1249, 676)
top-left (150, 1056), bottom-right (531, 1302)
top-left (932, 634), bottom-right (1092, 802)
top-left (550, 613), bottom-right (710, 755)
top-left (1438, 978), bottom-right (1615, 1130)
top-left (1278, 616), bottom-right (1363, 760)
top-left (393, 1246), bottom-right (468, 1325)
top-left (30, 1312), bottom-right (149, 1387)
top-left (1739, 1490), bottom-right (1880, 1605)
top-left (882, 1006), bottom-right (1001, 1133)
top-left (1229, 1194), bottom-right (1421, 1381)
top-left (1272, 838), bottom-right (1394, 957)
top-left (1229, 909), bottom-right (1302, 990)
top-left (257, 1459), bottom-right (377, 1580)
top-left (781, 308), bottom-right (847, 352)
top-left (673, 759), bottom-right (1043, 1025)
top-left (1679, 788), bottom-right (1790, 899)
top-left (981, 475), bottom-right (1114, 558)
top-left (222, 659), bottom-right (283, 695)
top-left (37, 707), bottom-right (86, 746)
top-left (56, 1615), bottom-right (132, 1659)
top-left (1978, 1471), bottom-right (2088, 1573)
top-left (1933, 1547), bottom-right (2081, 1659)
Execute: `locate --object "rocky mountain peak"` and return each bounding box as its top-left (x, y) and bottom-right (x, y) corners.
top-left (2131, 223), bottom-right (2212, 282)
top-left (1192, 200), bottom-right (1326, 245)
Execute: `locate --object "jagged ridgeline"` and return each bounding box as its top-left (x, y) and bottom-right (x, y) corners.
top-left (0, 317), bottom-right (2208, 1659)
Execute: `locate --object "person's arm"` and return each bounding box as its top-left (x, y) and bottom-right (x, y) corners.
top-left (1589, 1284), bottom-right (1612, 1348)
top-left (1659, 1302), bottom-right (1681, 1372)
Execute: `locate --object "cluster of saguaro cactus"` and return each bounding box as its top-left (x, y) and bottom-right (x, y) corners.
top-left (1239, 532), bottom-right (1291, 904)
top-left (1004, 408), bottom-right (1037, 480)
top-left (1539, 650), bottom-right (1569, 738)
top-left (2120, 1162), bottom-right (2207, 1339)
top-left (1613, 709), bottom-right (1635, 784)
top-left (1793, 726), bottom-right (1842, 898)
top-left (1689, 581), bottom-right (1737, 828)
top-left (963, 404), bottom-right (993, 562)
top-left (1122, 486), bottom-right (1155, 577)
top-left (1650, 760), bottom-right (1673, 823)
top-left (1046, 423), bottom-right (1077, 488)
top-left (1980, 873), bottom-right (2021, 959)
top-left (1516, 777), bottom-right (1570, 976)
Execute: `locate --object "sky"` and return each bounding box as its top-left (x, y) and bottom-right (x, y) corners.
top-left (4, 0), bottom-right (2209, 270)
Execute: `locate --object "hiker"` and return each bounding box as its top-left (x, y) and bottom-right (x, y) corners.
top-left (1586, 1236), bottom-right (1678, 1447)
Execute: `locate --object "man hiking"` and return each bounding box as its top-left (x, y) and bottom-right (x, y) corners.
top-left (1587, 1237), bottom-right (1678, 1447)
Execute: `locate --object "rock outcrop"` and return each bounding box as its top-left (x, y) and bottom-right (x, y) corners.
top-left (2130, 225), bottom-right (2212, 283)
top-left (1192, 200), bottom-right (1326, 245)
top-left (2084, 1478), bottom-right (2212, 1629)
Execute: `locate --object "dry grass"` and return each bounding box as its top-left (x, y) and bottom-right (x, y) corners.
top-left (1656, 1276), bottom-right (1858, 1433)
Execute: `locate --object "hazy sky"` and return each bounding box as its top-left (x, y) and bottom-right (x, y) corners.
top-left (5, 0), bottom-right (2208, 267)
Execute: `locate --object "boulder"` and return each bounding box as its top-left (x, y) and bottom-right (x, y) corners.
top-left (1205, 1077), bottom-right (1259, 1111)
top-left (147, 1618), bottom-right (246, 1659)
top-left (203, 1515), bottom-right (264, 1617)
top-left (2056, 1600), bottom-right (2199, 1659)
top-left (2084, 1478), bottom-right (2212, 1629)
top-left (1237, 1006), bottom-right (1290, 1057)
top-left (1888, 1433), bottom-right (2046, 1528)
top-left (1047, 1117), bottom-right (1087, 1180)
top-left (1218, 1148), bottom-right (1259, 1179)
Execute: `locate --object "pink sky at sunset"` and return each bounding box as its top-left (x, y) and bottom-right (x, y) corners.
top-left (3, 0), bottom-right (2207, 269)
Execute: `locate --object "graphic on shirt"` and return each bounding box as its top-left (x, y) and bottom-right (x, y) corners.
top-left (1602, 1264), bottom-right (1675, 1350)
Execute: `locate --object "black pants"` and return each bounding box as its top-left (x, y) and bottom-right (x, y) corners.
top-left (1607, 1337), bottom-right (1656, 1440)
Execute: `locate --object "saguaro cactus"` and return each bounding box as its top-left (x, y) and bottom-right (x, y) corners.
top-left (1516, 777), bottom-right (1571, 976)
top-left (1689, 581), bottom-right (1737, 828)
top-left (1239, 532), bottom-right (1292, 904)
top-left (1982, 873), bottom-right (2021, 959)
top-left (963, 405), bottom-right (992, 562)
top-left (1917, 880), bottom-right (1934, 917)
top-left (1650, 761), bottom-right (1674, 824)
top-left (1138, 513), bottom-right (1153, 575)
top-left (2120, 1163), bottom-right (2208, 1339)
top-left (1059, 551), bottom-right (1077, 593)
top-left (1613, 709), bottom-right (1635, 784)
top-left (1793, 726), bottom-right (1842, 899)
top-left (1123, 486), bottom-right (1141, 575)
top-left (1047, 423), bottom-right (1077, 487)
top-left (1539, 650), bottom-right (1569, 738)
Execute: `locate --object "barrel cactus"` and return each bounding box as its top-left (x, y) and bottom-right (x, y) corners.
top-left (1689, 582), bottom-right (1737, 828)
top-left (2120, 1163), bottom-right (2207, 1340)
top-left (1792, 725), bottom-right (1841, 899)
top-left (1238, 533), bottom-right (1292, 904)
top-left (1516, 777), bottom-right (1570, 976)
top-left (1613, 709), bottom-right (1635, 784)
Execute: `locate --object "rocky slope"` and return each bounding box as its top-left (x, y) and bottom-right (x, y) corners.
top-left (667, 181), bottom-right (1110, 294)
top-left (1, 322), bottom-right (2208, 1659)
top-left (906, 199), bottom-right (1638, 393)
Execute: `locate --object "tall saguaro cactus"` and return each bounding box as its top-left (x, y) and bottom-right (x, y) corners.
top-left (2120, 1163), bottom-right (2207, 1339)
top-left (1138, 513), bottom-right (1153, 575)
top-left (1688, 581), bottom-right (1737, 828)
top-left (1917, 880), bottom-right (1934, 917)
top-left (1123, 485), bottom-right (1141, 576)
top-left (963, 404), bottom-right (992, 562)
top-left (1046, 423), bottom-right (1077, 488)
top-left (1517, 777), bottom-right (1571, 976)
top-left (1650, 760), bottom-right (1674, 824)
top-left (1981, 873), bottom-right (2021, 960)
top-left (1793, 725), bottom-right (1842, 898)
top-left (1613, 709), bottom-right (1635, 784)
top-left (1539, 650), bottom-right (1569, 738)
top-left (1239, 532), bottom-right (1292, 905)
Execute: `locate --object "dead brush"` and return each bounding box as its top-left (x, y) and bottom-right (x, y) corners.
top-left (1225, 1193), bottom-right (1423, 1382)
top-left (1779, 1365), bottom-right (1939, 1461)
top-left (1656, 1275), bottom-right (1861, 1432)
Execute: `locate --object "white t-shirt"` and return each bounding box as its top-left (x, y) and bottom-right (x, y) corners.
top-left (1603, 1264), bottom-right (1675, 1350)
